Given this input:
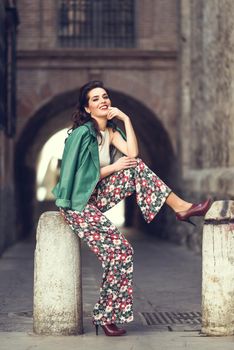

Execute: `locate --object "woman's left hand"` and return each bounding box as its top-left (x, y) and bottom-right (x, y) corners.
top-left (107, 107), bottom-right (128, 122)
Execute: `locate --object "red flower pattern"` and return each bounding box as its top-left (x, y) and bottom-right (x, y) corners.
top-left (59, 158), bottom-right (171, 325)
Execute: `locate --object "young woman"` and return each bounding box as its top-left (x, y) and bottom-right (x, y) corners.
top-left (52, 80), bottom-right (211, 336)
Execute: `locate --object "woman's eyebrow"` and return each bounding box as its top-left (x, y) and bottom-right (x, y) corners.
top-left (92, 93), bottom-right (108, 98)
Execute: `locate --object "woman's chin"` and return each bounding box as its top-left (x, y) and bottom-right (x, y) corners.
top-left (98, 113), bottom-right (108, 118)
top-left (91, 113), bottom-right (107, 119)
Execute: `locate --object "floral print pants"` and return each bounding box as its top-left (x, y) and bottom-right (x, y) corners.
top-left (59, 158), bottom-right (171, 326)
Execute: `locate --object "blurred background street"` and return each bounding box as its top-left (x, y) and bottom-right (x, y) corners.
top-left (0, 0), bottom-right (234, 348)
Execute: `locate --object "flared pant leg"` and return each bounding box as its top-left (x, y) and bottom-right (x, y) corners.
top-left (59, 158), bottom-right (171, 325)
top-left (93, 157), bottom-right (172, 223)
top-left (60, 203), bottom-right (134, 325)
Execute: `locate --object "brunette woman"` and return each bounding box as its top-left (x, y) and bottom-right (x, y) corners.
top-left (52, 80), bottom-right (211, 336)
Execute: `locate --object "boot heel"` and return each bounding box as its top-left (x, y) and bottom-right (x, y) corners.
top-left (95, 324), bottom-right (99, 336)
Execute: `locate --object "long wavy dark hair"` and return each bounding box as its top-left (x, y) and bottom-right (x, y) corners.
top-left (67, 80), bottom-right (117, 144)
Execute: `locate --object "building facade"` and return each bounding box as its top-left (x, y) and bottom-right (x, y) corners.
top-left (0, 0), bottom-right (19, 255)
top-left (15, 0), bottom-right (179, 248)
top-left (1, 0), bottom-right (234, 255)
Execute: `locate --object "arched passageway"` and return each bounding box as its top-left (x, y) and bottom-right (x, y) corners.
top-left (15, 88), bottom-right (176, 239)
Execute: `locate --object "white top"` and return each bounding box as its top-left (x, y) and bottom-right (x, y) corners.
top-left (97, 128), bottom-right (111, 167)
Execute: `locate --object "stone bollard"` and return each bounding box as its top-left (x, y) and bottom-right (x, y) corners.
top-left (202, 200), bottom-right (234, 336)
top-left (33, 211), bottom-right (83, 335)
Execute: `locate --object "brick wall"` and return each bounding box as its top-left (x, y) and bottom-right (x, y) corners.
top-left (14, 0), bottom-right (181, 249)
top-left (16, 0), bottom-right (179, 149)
top-left (17, 0), bottom-right (178, 51)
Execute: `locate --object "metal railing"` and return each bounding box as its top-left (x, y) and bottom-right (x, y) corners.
top-left (58, 0), bottom-right (135, 48)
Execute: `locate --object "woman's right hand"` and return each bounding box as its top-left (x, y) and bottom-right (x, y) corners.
top-left (113, 156), bottom-right (138, 172)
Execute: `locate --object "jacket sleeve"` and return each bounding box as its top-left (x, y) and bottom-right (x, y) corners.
top-left (51, 126), bottom-right (89, 208)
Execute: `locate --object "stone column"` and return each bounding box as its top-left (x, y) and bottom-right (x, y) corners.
top-left (202, 201), bottom-right (234, 335)
top-left (179, 0), bottom-right (234, 175)
top-left (33, 211), bottom-right (83, 335)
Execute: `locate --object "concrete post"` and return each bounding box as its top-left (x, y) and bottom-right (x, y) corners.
top-left (33, 211), bottom-right (83, 335)
top-left (202, 200), bottom-right (234, 336)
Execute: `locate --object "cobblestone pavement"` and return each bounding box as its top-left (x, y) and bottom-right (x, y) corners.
top-left (0, 228), bottom-right (233, 350)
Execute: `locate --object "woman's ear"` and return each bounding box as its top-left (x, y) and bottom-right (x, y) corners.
top-left (85, 106), bottom-right (90, 114)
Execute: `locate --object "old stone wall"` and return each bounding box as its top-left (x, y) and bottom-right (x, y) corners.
top-left (13, 0), bottom-right (180, 246)
top-left (3, 0), bottom-right (234, 255)
top-left (0, 132), bottom-right (17, 255)
top-left (190, 0), bottom-right (234, 169)
top-left (175, 0), bottom-right (234, 252)
top-left (16, 0), bottom-right (179, 152)
top-left (179, 0), bottom-right (234, 190)
top-left (17, 0), bottom-right (178, 51)
top-left (0, 1), bottom-right (18, 256)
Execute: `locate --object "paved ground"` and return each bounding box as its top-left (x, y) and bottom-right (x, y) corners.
top-left (0, 228), bottom-right (233, 350)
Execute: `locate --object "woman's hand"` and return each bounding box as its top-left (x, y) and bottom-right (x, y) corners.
top-left (113, 156), bottom-right (138, 172)
top-left (107, 107), bottom-right (128, 122)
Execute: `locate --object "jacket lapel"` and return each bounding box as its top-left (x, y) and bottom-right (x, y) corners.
top-left (84, 121), bottom-right (100, 170)
top-left (88, 141), bottom-right (100, 170)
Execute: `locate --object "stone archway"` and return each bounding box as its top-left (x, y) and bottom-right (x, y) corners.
top-left (15, 87), bottom-right (176, 239)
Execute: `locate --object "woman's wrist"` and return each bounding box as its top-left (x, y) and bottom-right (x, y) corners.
top-left (109, 163), bottom-right (116, 173)
top-left (100, 163), bottom-right (116, 179)
top-left (122, 114), bottom-right (130, 123)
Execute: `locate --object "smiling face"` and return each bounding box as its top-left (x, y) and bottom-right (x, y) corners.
top-left (85, 87), bottom-right (111, 118)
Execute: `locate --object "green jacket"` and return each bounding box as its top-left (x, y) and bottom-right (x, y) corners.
top-left (52, 120), bottom-right (126, 211)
